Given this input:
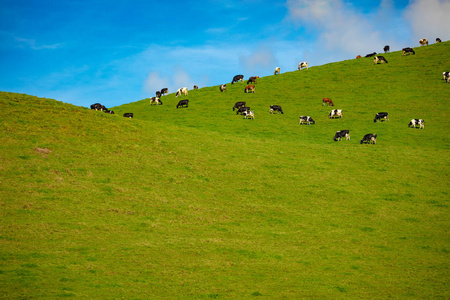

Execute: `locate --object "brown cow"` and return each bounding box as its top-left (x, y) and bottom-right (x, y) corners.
top-left (322, 98), bottom-right (334, 106)
top-left (356, 55), bottom-right (362, 59)
top-left (245, 85), bottom-right (255, 93)
top-left (247, 76), bottom-right (259, 84)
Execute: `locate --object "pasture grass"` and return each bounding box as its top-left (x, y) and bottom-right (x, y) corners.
top-left (0, 42), bottom-right (449, 298)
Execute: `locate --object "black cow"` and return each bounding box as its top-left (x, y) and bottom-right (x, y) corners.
top-left (374, 112), bottom-right (389, 122)
top-left (402, 47), bottom-right (415, 56)
top-left (333, 130), bottom-right (350, 141)
top-left (443, 72), bottom-right (450, 83)
top-left (104, 109), bottom-right (114, 114)
top-left (270, 105), bottom-right (284, 114)
top-left (156, 91), bottom-right (161, 98)
top-left (436, 38), bottom-right (442, 43)
top-left (360, 134), bottom-right (377, 144)
top-left (123, 113), bottom-right (133, 118)
top-left (384, 45), bottom-right (390, 53)
top-left (233, 101), bottom-right (246, 111)
top-left (231, 75), bottom-right (244, 84)
top-left (90, 103), bottom-right (107, 111)
top-left (177, 99), bottom-right (189, 108)
top-left (236, 106), bottom-right (250, 115)
top-left (365, 52), bottom-right (377, 58)
top-left (160, 88), bottom-right (169, 95)
top-left (299, 116), bottom-right (315, 125)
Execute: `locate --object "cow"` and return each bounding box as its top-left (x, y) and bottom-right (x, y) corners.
top-left (123, 113), bottom-right (133, 118)
top-left (236, 106), bottom-right (250, 115)
top-left (402, 47), bottom-right (415, 56)
top-left (176, 99), bottom-right (189, 108)
top-left (160, 88), bottom-right (169, 95)
top-left (436, 38), bottom-right (442, 43)
top-left (333, 130), bottom-right (350, 141)
top-left (270, 105), bottom-right (284, 114)
top-left (220, 84), bottom-right (227, 92)
top-left (365, 52), bottom-right (377, 58)
top-left (384, 45), bottom-right (390, 53)
top-left (90, 103), bottom-right (106, 111)
top-left (443, 72), bottom-right (450, 83)
top-left (274, 67), bottom-right (280, 75)
top-left (231, 75), bottom-right (244, 84)
top-left (373, 56), bottom-right (388, 64)
top-left (193, 85), bottom-right (198, 90)
top-left (247, 76), bottom-right (259, 84)
top-left (299, 116), bottom-right (315, 125)
top-left (104, 109), bottom-right (114, 114)
top-left (360, 134), bottom-right (377, 144)
top-left (233, 101), bottom-right (246, 111)
top-left (149, 96), bottom-right (162, 105)
top-left (322, 98), bottom-right (334, 106)
top-left (328, 109), bottom-right (343, 119)
top-left (374, 112), bottom-right (389, 122)
top-left (175, 87), bottom-right (188, 97)
top-left (156, 91), bottom-right (161, 98)
top-left (298, 62), bottom-right (308, 70)
top-left (243, 110), bottom-right (255, 120)
top-left (419, 38), bottom-right (428, 46)
top-left (356, 55), bottom-right (362, 59)
top-left (408, 119), bottom-right (424, 129)
top-left (245, 85), bottom-right (255, 93)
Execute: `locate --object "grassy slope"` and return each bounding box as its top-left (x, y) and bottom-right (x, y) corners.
top-left (0, 42), bottom-right (449, 298)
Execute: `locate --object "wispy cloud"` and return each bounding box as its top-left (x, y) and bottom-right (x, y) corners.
top-left (15, 36), bottom-right (63, 50)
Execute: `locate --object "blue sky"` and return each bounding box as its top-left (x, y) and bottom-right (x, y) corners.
top-left (1, 0), bottom-right (449, 108)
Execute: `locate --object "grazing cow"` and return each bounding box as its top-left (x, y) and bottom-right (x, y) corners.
top-left (104, 109), bottom-right (114, 114)
top-left (236, 106), bottom-right (250, 115)
top-left (160, 88), bottom-right (169, 95)
top-left (175, 87), bottom-right (188, 97)
top-left (243, 110), bottom-right (255, 120)
top-left (193, 85), bottom-right (198, 90)
top-left (384, 45), bottom-right (390, 53)
top-left (270, 105), bottom-right (284, 114)
top-left (328, 109), bottom-right (343, 119)
top-left (402, 47), bottom-right (415, 56)
top-left (233, 101), bottom-right (246, 111)
top-left (299, 116), bottom-right (315, 125)
top-left (419, 38), bottom-right (428, 46)
top-left (149, 96), bottom-right (162, 105)
top-left (360, 134), bottom-right (377, 144)
top-left (436, 38), bottom-right (442, 43)
top-left (245, 85), bottom-right (255, 93)
top-left (322, 98), bottom-right (334, 106)
top-left (231, 75), bottom-right (244, 84)
top-left (156, 91), bottom-right (161, 98)
top-left (374, 112), bottom-right (389, 122)
top-left (373, 56), bottom-right (388, 64)
top-left (298, 62), bottom-right (308, 70)
top-left (365, 52), bottom-right (377, 58)
top-left (90, 103), bottom-right (106, 111)
top-left (176, 99), bottom-right (189, 108)
top-left (356, 55), bottom-right (362, 59)
top-left (220, 84), bottom-right (227, 92)
top-left (247, 76), bottom-right (259, 84)
top-left (408, 119), bottom-right (424, 129)
top-left (274, 67), bottom-right (280, 75)
top-left (123, 113), bottom-right (133, 118)
top-left (443, 72), bottom-right (450, 83)
top-left (333, 130), bottom-right (350, 141)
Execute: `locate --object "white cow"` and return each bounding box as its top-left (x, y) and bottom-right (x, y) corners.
top-left (328, 109), bottom-right (343, 118)
top-left (274, 67), bottom-right (280, 75)
top-left (408, 119), bottom-right (424, 129)
top-left (298, 62), bottom-right (308, 70)
top-left (175, 87), bottom-right (188, 97)
top-left (243, 110), bottom-right (255, 120)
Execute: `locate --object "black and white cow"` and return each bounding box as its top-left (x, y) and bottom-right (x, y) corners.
top-left (402, 47), bottom-right (415, 56)
top-left (328, 109), bottom-right (343, 118)
top-left (333, 130), bottom-right (350, 141)
top-left (419, 38), bottom-right (428, 46)
top-left (243, 110), bottom-right (255, 120)
top-left (231, 75), bottom-right (244, 84)
top-left (90, 103), bottom-right (107, 111)
top-left (298, 62), bottom-right (308, 70)
top-left (123, 113), bottom-right (133, 118)
top-left (436, 38), bottom-right (442, 43)
top-left (175, 87), bottom-right (188, 97)
top-left (176, 99), bottom-right (189, 108)
top-left (236, 106), bottom-right (250, 115)
top-left (270, 105), bottom-right (284, 114)
top-left (384, 45), bottom-right (390, 53)
top-left (149, 97), bottom-right (162, 105)
top-left (365, 52), bottom-right (377, 58)
top-left (408, 119), bottom-right (424, 129)
top-left (274, 67), bottom-right (280, 75)
top-left (374, 112), bottom-right (389, 122)
top-left (156, 91), bottom-right (161, 98)
top-left (233, 101), bottom-right (246, 111)
top-left (104, 109), bottom-right (114, 114)
top-left (299, 116), bottom-right (315, 125)
top-left (360, 134), bottom-right (377, 144)
top-left (373, 56), bottom-right (388, 64)
top-left (160, 88), bottom-right (169, 95)
top-left (220, 84), bottom-right (227, 92)
top-left (443, 72), bottom-right (450, 83)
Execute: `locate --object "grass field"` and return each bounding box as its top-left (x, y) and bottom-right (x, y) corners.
top-left (0, 42), bottom-right (449, 298)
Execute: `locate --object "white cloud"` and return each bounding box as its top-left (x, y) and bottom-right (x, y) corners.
top-left (404, 0), bottom-right (450, 42)
top-left (240, 46), bottom-right (277, 74)
top-left (144, 72), bottom-right (171, 95)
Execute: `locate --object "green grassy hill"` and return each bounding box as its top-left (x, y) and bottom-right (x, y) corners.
top-left (1, 42), bottom-right (449, 298)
